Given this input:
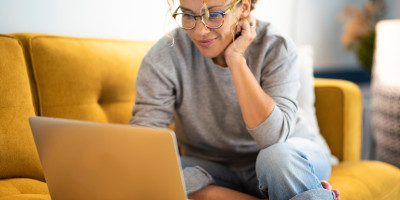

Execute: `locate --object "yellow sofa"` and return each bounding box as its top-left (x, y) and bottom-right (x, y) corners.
top-left (0, 33), bottom-right (399, 200)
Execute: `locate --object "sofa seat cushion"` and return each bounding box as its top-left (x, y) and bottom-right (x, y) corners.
top-left (0, 178), bottom-right (49, 200)
top-left (330, 161), bottom-right (400, 200)
top-left (0, 195), bottom-right (50, 200)
top-left (0, 34), bottom-right (44, 181)
top-left (15, 33), bottom-right (153, 124)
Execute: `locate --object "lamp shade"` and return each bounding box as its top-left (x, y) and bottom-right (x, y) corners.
top-left (373, 20), bottom-right (400, 86)
top-left (371, 19), bottom-right (400, 167)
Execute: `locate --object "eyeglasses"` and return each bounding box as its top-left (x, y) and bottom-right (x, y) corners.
top-left (172, 0), bottom-right (242, 30)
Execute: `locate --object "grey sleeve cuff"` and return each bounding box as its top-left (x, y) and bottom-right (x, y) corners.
top-left (246, 105), bottom-right (287, 149)
top-left (183, 166), bottom-right (214, 196)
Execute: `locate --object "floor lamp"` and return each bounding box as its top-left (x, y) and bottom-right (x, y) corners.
top-left (371, 19), bottom-right (400, 167)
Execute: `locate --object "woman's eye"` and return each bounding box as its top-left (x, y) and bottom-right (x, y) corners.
top-left (183, 14), bottom-right (194, 20)
top-left (208, 12), bottom-right (221, 20)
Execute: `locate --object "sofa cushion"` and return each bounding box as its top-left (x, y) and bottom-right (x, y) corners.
top-left (0, 35), bottom-right (44, 181)
top-left (19, 34), bottom-right (153, 124)
top-left (296, 46), bottom-right (319, 135)
top-left (330, 161), bottom-right (400, 200)
top-left (0, 178), bottom-right (49, 199)
top-left (0, 195), bottom-right (50, 200)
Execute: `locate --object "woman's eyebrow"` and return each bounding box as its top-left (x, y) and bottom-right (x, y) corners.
top-left (180, 6), bottom-right (193, 13)
top-left (180, 5), bottom-right (224, 13)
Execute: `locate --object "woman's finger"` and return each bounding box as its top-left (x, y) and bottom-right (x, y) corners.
top-left (320, 180), bottom-right (333, 190)
top-left (333, 189), bottom-right (340, 199)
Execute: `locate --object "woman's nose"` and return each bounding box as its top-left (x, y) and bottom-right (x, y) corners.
top-left (193, 18), bottom-right (210, 35)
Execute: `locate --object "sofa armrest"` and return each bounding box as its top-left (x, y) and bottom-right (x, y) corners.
top-left (314, 78), bottom-right (362, 162)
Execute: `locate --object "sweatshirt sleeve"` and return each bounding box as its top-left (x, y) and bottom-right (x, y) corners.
top-left (129, 54), bottom-right (176, 128)
top-left (246, 37), bottom-right (299, 149)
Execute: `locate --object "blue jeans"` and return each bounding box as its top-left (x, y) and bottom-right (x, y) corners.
top-left (181, 138), bottom-right (336, 200)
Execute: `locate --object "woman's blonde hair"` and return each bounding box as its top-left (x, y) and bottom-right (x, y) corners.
top-left (166, 0), bottom-right (257, 14)
top-left (165, 0), bottom-right (257, 45)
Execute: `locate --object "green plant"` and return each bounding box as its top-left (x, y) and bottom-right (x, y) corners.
top-left (339, 0), bottom-right (386, 74)
top-left (357, 31), bottom-right (375, 73)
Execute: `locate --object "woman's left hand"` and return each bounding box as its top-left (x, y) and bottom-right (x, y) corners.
top-left (225, 15), bottom-right (257, 67)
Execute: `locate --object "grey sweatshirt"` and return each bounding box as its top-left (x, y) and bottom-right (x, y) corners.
top-left (130, 20), bottom-right (331, 170)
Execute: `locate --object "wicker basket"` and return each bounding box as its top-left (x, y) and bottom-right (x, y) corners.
top-left (371, 78), bottom-right (400, 167)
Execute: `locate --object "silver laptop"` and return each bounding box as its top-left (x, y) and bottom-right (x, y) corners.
top-left (29, 116), bottom-right (187, 200)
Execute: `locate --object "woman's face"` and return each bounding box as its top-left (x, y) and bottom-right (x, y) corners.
top-left (179, 0), bottom-right (242, 58)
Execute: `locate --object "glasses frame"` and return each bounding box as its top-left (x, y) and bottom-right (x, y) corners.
top-left (172, 0), bottom-right (242, 30)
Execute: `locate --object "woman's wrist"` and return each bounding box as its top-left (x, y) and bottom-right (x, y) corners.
top-left (226, 54), bottom-right (246, 69)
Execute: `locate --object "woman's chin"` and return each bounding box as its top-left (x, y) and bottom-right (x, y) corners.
top-left (198, 49), bottom-right (221, 58)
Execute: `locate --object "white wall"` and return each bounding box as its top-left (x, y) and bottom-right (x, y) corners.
top-left (284, 0), bottom-right (399, 70)
top-left (292, 0), bottom-right (359, 70)
top-left (1, 0), bottom-right (399, 70)
top-left (0, 0), bottom-right (174, 41)
top-left (252, 0), bottom-right (296, 36)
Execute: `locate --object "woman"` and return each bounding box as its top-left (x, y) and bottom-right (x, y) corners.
top-left (130, 0), bottom-right (340, 199)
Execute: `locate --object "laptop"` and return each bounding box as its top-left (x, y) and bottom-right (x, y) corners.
top-left (29, 116), bottom-right (187, 200)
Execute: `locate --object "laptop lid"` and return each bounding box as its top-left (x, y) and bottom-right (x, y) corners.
top-left (29, 116), bottom-right (187, 200)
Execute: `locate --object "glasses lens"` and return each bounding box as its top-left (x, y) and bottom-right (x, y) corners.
top-left (174, 13), bottom-right (195, 29)
top-left (203, 12), bottom-right (224, 28)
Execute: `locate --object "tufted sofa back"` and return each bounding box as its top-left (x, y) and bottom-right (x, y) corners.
top-left (0, 33), bottom-right (153, 182)
top-left (13, 33), bottom-right (154, 124)
top-left (0, 34), bottom-right (44, 181)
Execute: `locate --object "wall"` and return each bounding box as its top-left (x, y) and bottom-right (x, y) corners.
top-left (1, 0), bottom-right (399, 70)
top-left (290, 0), bottom-right (399, 70)
top-left (0, 0), bottom-right (173, 41)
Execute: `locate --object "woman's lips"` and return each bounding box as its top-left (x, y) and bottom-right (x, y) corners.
top-left (198, 38), bottom-right (216, 47)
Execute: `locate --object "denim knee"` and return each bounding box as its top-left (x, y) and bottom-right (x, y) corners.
top-left (255, 142), bottom-right (299, 187)
top-left (255, 142), bottom-right (323, 200)
top-left (257, 142), bottom-right (298, 166)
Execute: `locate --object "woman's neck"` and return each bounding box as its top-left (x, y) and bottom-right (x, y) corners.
top-left (212, 52), bottom-right (227, 67)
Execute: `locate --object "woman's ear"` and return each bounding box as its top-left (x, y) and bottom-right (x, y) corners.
top-left (239, 0), bottom-right (251, 19)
